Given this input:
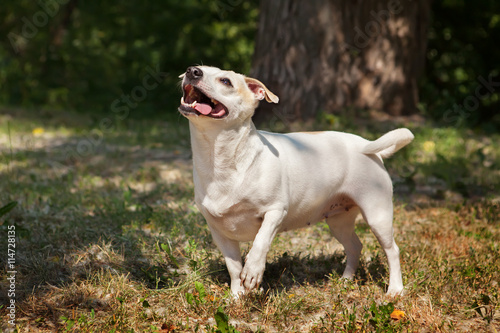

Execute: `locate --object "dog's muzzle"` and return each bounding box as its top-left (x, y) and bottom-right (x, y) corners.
top-left (185, 66), bottom-right (203, 81)
top-left (178, 67), bottom-right (229, 118)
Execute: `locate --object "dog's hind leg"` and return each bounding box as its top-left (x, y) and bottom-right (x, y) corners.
top-left (358, 196), bottom-right (404, 296)
top-left (326, 207), bottom-right (362, 280)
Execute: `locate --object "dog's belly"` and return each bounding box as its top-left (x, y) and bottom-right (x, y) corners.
top-left (280, 194), bottom-right (357, 232)
top-left (202, 193), bottom-right (357, 242)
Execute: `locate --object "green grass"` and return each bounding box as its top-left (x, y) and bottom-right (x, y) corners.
top-left (0, 108), bottom-right (499, 332)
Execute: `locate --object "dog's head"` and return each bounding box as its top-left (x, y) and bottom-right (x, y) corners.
top-left (178, 66), bottom-right (278, 124)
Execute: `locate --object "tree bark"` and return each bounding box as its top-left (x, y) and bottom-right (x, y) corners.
top-left (50, 0), bottom-right (78, 48)
top-left (251, 0), bottom-right (431, 123)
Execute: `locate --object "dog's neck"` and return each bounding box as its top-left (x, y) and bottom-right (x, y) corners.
top-left (188, 119), bottom-right (263, 183)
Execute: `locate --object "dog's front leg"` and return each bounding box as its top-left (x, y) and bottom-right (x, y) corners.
top-left (240, 209), bottom-right (286, 290)
top-left (208, 225), bottom-right (246, 296)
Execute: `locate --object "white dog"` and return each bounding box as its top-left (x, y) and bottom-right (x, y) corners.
top-left (178, 66), bottom-right (413, 296)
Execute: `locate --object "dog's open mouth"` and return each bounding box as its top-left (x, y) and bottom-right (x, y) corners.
top-left (179, 84), bottom-right (228, 118)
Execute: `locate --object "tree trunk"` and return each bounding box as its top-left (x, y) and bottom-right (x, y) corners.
top-left (251, 0), bottom-right (431, 124)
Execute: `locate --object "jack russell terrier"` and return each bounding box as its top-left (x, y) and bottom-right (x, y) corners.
top-left (178, 66), bottom-right (413, 296)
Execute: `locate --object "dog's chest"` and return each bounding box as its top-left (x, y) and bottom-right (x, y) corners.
top-left (198, 196), bottom-right (264, 241)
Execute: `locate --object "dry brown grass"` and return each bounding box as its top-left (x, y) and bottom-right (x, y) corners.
top-left (0, 109), bottom-right (499, 332)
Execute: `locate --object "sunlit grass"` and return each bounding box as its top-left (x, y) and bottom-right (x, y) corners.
top-left (0, 108), bottom-right (499, 332)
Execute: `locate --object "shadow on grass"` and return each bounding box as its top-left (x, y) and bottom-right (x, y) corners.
top-left (2, 110), bottom-right (499, 330)
top-left (0, 116), bottom-right (199, 329)
top-left (207, 250), bottom-right (389, 295)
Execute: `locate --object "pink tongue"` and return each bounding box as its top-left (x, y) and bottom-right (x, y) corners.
top-left (194, 103), bottom-right (212, 115)
top-left (211, 104), bottom-right (226, 117)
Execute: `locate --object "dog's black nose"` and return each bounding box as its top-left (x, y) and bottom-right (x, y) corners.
top-left (186, 66), bottom-right (203, 80)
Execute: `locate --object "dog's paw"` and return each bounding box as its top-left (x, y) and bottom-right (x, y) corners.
top-left (229, 281), bottom-right (246, 299)
top-left (386, 286), bottom-right (405, 297)
top-left (239, 259), bottom-right (265, 290)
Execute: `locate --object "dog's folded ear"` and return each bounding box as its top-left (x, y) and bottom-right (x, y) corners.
top-left (245, 77), bottom-right (279, 104)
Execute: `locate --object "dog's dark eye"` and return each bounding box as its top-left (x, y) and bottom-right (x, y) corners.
top-left (219, 78), bottom-right (233, 87)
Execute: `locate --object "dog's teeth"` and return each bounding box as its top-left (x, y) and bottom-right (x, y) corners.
top-left (211, 98), bottom-right (219, 105)
top-left (192, 101), bottom-right (197, 107)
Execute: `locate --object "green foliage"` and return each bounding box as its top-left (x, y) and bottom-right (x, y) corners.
top-left (0, 201), bottom-right (17, 218)
top-left (158, 241), bottom-right (180, 269)
top-left (1, 1), bottom-right (498, 127)
top-left (367, 302), bottom-right (395, 332)
top-left (60, 309), bottom-right (96, 332)
top-left (186, 281), bottom-right (208, 307)
top-left (214, 306), bottom-right (240, 333)
top-left (140, 297), bottom-right (151, 308)
top-left (341, 305), bottom-right (358, 332)
top-left (0, 0), bottom-right (258, 116)
top-left (421, 0), bottom-right (500, 129)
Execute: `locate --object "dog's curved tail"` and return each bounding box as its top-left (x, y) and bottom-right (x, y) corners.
top-left (362, 128), bottom-right (414, 158)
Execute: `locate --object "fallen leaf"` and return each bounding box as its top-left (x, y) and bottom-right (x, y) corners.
top-left (160, 323), bottom-right (176, 332)
top-left (205, 295), bottom-right (217, 302)
top-left (390, 309), bottom-right (405, 320)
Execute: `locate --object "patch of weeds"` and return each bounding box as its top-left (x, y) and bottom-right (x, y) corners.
top-left (213, 306), bottom-right (240, 333)
top-left (157, 241), bottom-right (180, 269)
top-left (109, 296), bottom-right (129, 331)
top-left (367, 302), bottom-right (399, 332)
top-left (182, 281), bottom-right (240, 331)
top-left (186, 281), bottom-right (209, 307)
top-left (140, 264), bottom-right (173, 290)
top-left (60, 309), bottom-right (96, 332)
top-left (341, 304), bottom-right (359, 332)
top-left (185, 239), bottom-right (208, 271)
